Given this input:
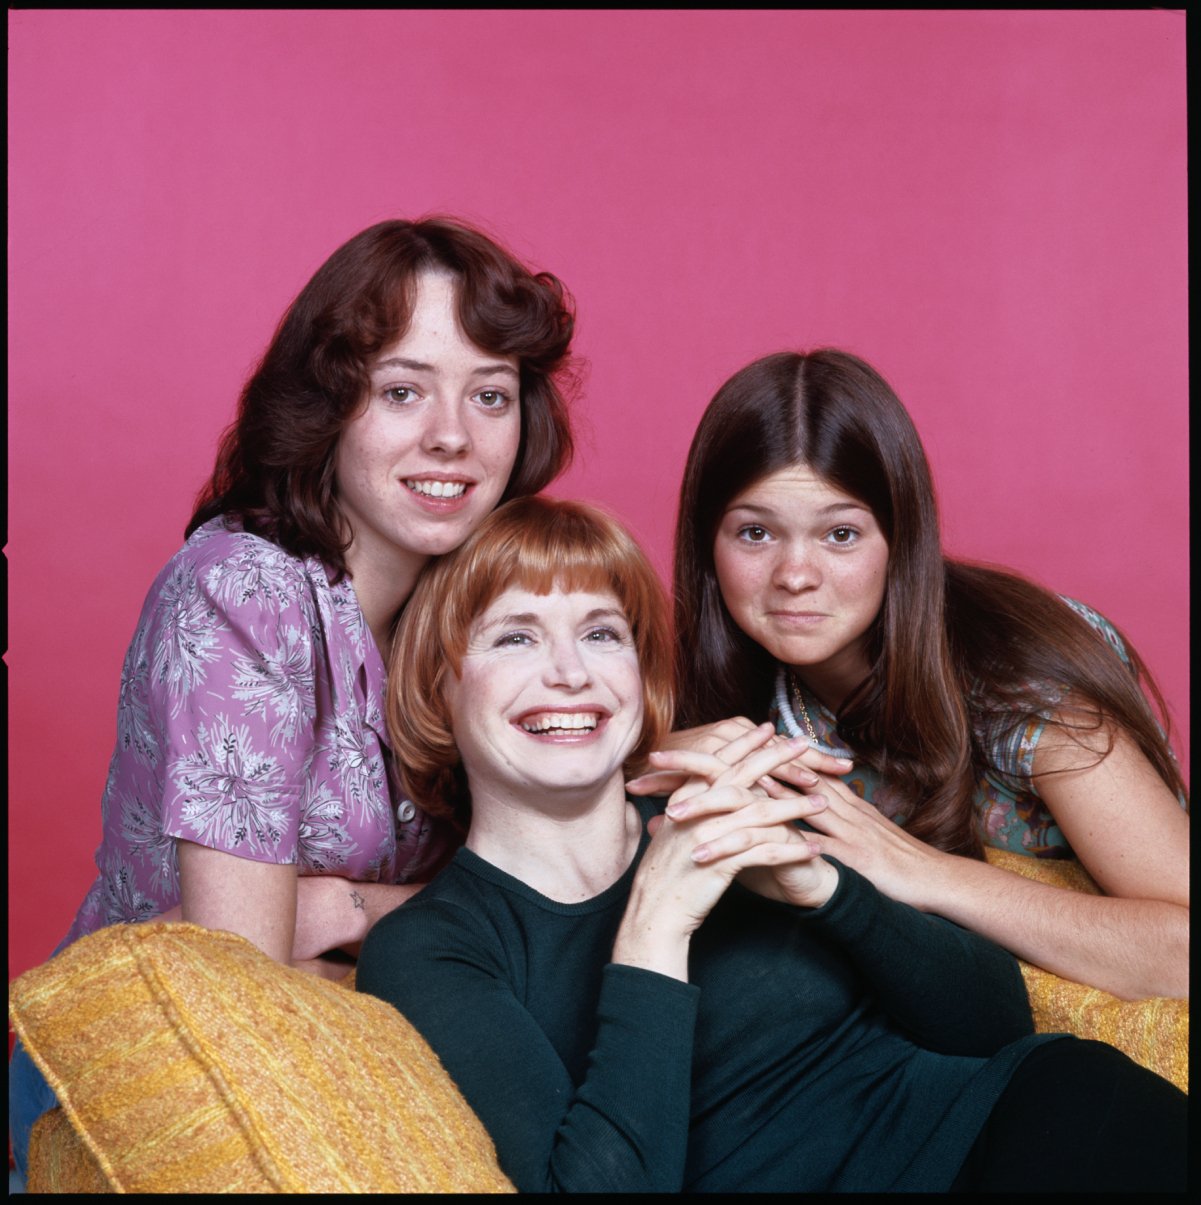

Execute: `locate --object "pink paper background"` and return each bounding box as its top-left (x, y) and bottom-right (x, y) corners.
top-left (7, 9), bottom-right (1188, 979)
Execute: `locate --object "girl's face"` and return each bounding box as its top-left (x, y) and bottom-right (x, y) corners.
top-left (712, 464), bottom-right (889, 706)
top-left (334, 269), bottom-right (522, 587)
top-left (445, 585), bottom-right (644, 807)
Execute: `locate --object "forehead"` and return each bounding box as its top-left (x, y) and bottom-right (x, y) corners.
top-left (473, 585), bottom-right (625, 627)
top-left (726, 464), bottom-right (868, 513)
top-left (372, 269), bottom-right (518, 369)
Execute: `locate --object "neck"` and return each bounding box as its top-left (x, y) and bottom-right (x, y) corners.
top-left (344, 546), bottom-right (430, 658)
top-left (789, 641), bottom-right (872, 713)
top-left (465, 775), bottom-right (642, 903)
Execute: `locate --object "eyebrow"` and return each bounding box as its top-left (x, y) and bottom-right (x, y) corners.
top-left (727, 500), bottom-right (871, 518)
top-left (371, 356), bottom-right (519, 380)
top-left (478, 606), bottom-right (627, 632)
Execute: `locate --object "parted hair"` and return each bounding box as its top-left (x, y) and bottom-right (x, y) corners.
top-left (674, 349), bottom-right (1186, 856)
top-left (187, 216), bottom-right (576, 575)
top-left (389, 495), bottom-right (675, 829)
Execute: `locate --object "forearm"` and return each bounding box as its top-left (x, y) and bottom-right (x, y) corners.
top-left (918, 855), bottom-right (1189, 999)
top-left (291, 878), bottom-right (426, 960)
top-left (803, 859), bottom-right (1033, 1053)
top-left (358, 911), bottom-right (698, 1193)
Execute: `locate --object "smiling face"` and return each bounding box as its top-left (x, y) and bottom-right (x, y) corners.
top-left (444, 585), bottom-right (644, 809)
top-left (333, 269), bottom-right (522, 595)
top-left (713, 464), bottom-right (889, 707)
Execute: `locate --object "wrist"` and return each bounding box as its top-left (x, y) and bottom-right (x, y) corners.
top-left (613, 900), bottom-right (693, 982)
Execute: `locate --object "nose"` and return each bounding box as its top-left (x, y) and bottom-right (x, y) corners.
top-left (772, 541), bottom-right (820, 593)
top-left (421, 397), bottom-right (471, 457)
top-left (543, 636), bottom-right (591, 691)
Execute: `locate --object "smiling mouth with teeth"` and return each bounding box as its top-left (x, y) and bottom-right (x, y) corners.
top-left (520, 712), bottom-right (601, 735)
top-left (406, 479), bottom-right (469, 499)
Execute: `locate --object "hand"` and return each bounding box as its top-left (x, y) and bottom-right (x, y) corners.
top-left (647, 726), bottom-right (840, 911)
top-left (781, 770), bottom-right (943, 908)
top-left (626, 716), bottom-right (853, 800)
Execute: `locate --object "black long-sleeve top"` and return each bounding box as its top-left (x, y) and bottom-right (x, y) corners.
top-left (357, 797), bottom-right (1056, 1192)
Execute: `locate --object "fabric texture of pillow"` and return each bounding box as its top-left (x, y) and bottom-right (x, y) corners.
top-left (982, 846), bottom-right (1188, 1093)
top-left (8, 922), bottom-right (516, 1193)
top-left (26, 1105), bottom-right (112, 1194)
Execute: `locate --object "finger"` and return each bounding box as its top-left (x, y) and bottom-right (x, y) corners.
top-left (793, 746), bottom-right (855, 775)
top-left (710, 737), bottom-right (817, 794)
top-left (674, 733), bottom-right (812, 793)
top-left (709, 721), bottom-right (778, 765)
top-left (676, 788), bottom-right (828, 839)
top-left (625, 770), bottom-right (688, 795)
top-left (692, 823), bottom-right (822, 866)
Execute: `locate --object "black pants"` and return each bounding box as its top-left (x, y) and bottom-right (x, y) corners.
top-left (950, 1037), bottom-right (1188, 1192)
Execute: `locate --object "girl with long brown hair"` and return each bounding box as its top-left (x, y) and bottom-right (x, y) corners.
top-left (632, 348), bottom-right (1188, 1001)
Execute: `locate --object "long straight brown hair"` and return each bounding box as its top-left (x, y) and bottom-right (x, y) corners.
top-left (673, 350), bottom-right (1186, 856)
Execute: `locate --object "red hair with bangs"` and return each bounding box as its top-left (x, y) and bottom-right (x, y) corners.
top-left (388, 496), bottom-right (674, 828)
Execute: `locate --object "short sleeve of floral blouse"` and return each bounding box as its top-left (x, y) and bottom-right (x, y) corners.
top-left (982, 597), bottom-right (1136, 787)
top-left (149, 530), bottom-right (321, 863)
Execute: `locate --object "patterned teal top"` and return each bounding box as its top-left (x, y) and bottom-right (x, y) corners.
top-left (771, 599), bottom-right (1175, 859)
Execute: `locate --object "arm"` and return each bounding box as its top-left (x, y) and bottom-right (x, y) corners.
top-left (176, 840), bottom-right (298, 963)
top-left (173, 847), bottom-right (425, 972)
top-left (652, 739), bottom-right (1031, 1054)
top-left (794, 859), bottom-right (1033, 1054)
top-left (357, 900), bottom-right (699, 1193)
top-left (154, 534), bottom-right (417, 976)
top-left (779, 723), bottom-right (1189, 999)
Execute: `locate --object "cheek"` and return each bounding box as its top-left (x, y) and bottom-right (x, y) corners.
top-left (477, 410), bottom-right (522, 474)
top-left (333, 416), bottom-right (378, 488)
top-left (713, 545), bottom-right (760, 615)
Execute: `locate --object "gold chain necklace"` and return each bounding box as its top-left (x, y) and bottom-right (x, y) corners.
top-left (788, 671), bottom-right (820, 745)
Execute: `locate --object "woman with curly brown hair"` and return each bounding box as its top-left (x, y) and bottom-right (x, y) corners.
top-left (9, 215), bottom-right (578, 1179)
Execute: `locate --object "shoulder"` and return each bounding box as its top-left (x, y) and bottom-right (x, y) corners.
top-left (1057, 596), bottom-right (1133, 668)
top-left (157, 517), bottom-right (328, 615)
top-left (359, 862), bottom-right (501, 983)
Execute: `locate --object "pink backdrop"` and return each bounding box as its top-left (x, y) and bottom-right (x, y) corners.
top-left (7, 10), bottom-right (1188, 980)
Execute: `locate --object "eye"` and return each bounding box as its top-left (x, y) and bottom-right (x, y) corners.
top-left (493, 631), bottom-right (533, 649)
top-left (827, 526), bottom-right (859, 545)
top-left (736, 524), bottom-right (771, 544)
top-left (584, 626), bottom-right (623, 644)
top-left (382, 386), bottom-right (417, 406)
top-left (473, 389), bottom-right (512, 410)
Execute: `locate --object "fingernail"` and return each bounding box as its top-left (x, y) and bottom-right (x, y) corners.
top-left (691, 845), bottom-right (711, 863)
top-left (799, 771), bottom-right (819, 786)
top-left (666, 802), bottom-right (689, 819)
top-left (834, 757), bottom-right (853, 768)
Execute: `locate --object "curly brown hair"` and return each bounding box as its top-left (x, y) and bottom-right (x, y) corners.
top-left (188, 216), bottom-right (576, 575)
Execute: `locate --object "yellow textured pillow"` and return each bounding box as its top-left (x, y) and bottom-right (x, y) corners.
top-left (982, 847), bottom-right (1188, 1093)
top-left (27, 1106), bottom-right (112, 1193)
top-left (9, 922), bottom-right (516, 1193)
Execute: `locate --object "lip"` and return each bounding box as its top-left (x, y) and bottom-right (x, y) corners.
top-left (766, 610), bottom-right (828, 623)
top-left (401, 473), bottom-right (477, 511)
top-left (513, 704), bottom-right (611, 742)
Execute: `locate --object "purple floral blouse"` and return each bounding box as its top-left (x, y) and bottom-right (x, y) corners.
top-left (63, 517), bottom-right (453, 948)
